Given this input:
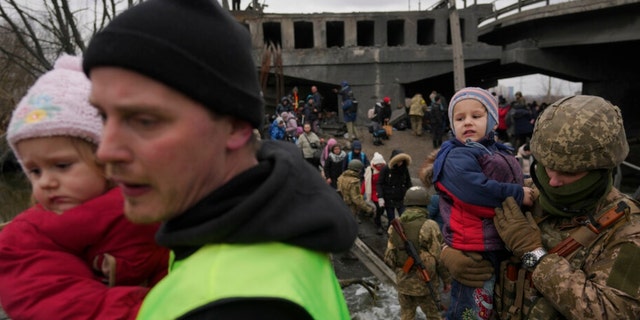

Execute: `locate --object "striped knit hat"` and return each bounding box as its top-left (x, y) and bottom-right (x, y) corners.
top-left (448, 87), bottom-right (499, 136)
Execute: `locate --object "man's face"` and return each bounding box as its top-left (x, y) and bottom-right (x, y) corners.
top-left (544, 167), bottom-right (588, 187)
top-left (89, 67), bottom-right (232, 223)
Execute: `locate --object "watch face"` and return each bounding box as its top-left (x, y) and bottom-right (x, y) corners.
top-left (523, 253), bottom-right (536, 268)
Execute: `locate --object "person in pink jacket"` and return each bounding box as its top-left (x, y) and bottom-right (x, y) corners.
top-left (0, 54), bottom-right (168, 320)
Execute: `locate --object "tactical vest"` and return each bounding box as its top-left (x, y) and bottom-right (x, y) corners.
top-left (137, 242), bottom-right (350, 320)
top-left (494, 196), bottom-right (640, 319)
top-left (337, 174), bottom-right (358, 206)
top-left (391, 214), bottom-right (427, 268)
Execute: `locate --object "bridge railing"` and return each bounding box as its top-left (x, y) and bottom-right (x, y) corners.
top-left (443, 0), bottom-right (577, 25)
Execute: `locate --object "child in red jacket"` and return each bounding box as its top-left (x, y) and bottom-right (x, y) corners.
top-left (0, 54), bottom-right (169, 320)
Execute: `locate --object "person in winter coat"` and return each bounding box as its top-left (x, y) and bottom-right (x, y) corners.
top-left (431, 87), bottom-right (535, 320)
top-left (362, 152), bottom-right (387, 235)
top-left (443, 95), bottom-right (640, 320)
top-left (373, 96), bottom-right (392, 125)
top-left (343, 140), bottom-right (369, 172)
top-left (336, 80), bottom-right (358, 141)
top-left (320, 138), bottom-right (337, 168)
top-left (0, 55), bottom-right (169, 320)
top-left (269, 116), bottom-right (286, 141)
top-left (409, 93), bottom-right (429, 136)
top-left (275, 96), bottom-right (293, 116)
top-left (83, 1), bottom-right (357, 318)
top-left (338, 159), bottom-right (374, 224)
top-left (496, 96), bottom-right (511, 143)
top-left (297, 123), bottom-right (322, 168)
top-left (324, 143), bottom-right (347, 189)
top-left (506, 91), bottom-right (533, 149)
top-left (377, 149), bottom-right (413, 228)
top-left (302, 94), bottom-right (320, 133)
top-left (384, 186), bottom-right (451, 320)
top-left (281, 111), bottom-right (299, 142)
top-left (428, 94), bottom-right (447, 148)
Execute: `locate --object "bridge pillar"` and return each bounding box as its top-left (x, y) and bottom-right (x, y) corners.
top-left (374, 17), bottom-right (387, 46)
top-left (281, 19), bottom-right (294, 50)
top-left (434, 14), bottom-right (448, 44)
top-left (313, 20), bottom-right (325, 49)
top-left (345, 19), bottom-right (357, 47)
top-left (405, 17), bottom-right (417, 47)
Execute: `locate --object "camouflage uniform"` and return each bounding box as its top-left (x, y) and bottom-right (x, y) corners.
top-left (337, 169), bottom-right (373, 219)
top-left (494, 96), bottom-right (640, 319)
top-left (525, 189), bottom-right (640, 319)
top-left (384, 207), bottom-right (451, 320)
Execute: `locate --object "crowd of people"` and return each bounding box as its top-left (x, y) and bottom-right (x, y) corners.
top-left (0, 0), bottom-right (637, 319)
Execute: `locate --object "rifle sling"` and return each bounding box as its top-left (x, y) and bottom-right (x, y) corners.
top-left (549, 201), bottom-right (629, 257)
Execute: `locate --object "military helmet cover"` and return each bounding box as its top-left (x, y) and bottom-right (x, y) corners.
top-left (530, 95), bottom-right (628, 173)
top-left (348, 159), bottom-right (364, 172)
top-left (403, 186), bottom-right (430, 207)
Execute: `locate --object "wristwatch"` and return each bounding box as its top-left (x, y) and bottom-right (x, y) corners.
top-left (522, 247), bottom-right (547, 268)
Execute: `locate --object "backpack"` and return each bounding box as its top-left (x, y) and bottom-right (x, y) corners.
top-left (349, 99), bottom-right (358, 113)
top-left (367, 107), bottom-right (376, 119)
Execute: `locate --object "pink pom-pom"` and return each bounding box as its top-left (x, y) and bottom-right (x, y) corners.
top-left (53, 54), bottom-right (82, 72)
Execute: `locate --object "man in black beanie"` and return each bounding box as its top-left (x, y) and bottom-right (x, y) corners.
top-left (83, 0), bottom-right (357, 319)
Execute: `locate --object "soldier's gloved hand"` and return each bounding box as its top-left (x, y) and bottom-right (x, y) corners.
top-left (440, 245), bottom-right (493, 288)
top-left (378, 198), bottom-right (385, 207)
top-left (494, 197), bottom-right (542, 258)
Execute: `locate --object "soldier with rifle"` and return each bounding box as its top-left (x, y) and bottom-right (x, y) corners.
top-left (384, 186), bottom-right (451, 320)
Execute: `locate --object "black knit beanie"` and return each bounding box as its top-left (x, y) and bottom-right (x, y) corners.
top-left (83, 0), bottom-right (264, 128)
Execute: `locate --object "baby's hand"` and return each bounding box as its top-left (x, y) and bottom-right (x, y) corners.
top-left (522, 186), bottom-right (538, 206)
top-left (93, 253), bottom-right (117, 287)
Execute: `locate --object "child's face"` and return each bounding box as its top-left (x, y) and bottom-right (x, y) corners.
top-left (16, 137), bottom-right (108, 214)
top-left (332, 146), bottom-right (341, 154)
top-left (452, 99), bottom-right (490, 143)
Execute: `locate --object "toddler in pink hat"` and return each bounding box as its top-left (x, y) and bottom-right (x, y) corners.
top-left (0, 54), bottom-right (168, 319)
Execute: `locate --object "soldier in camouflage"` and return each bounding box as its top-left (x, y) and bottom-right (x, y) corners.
top-left (384, 186), bottom-right (451, 320)
top-left (440, 95), bottom-right (640, 319)
top-left (337, 159), bottom-right (374, 221)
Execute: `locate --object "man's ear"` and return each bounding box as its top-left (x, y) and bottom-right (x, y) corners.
top-left (226, 119), bottom-right (253, 150)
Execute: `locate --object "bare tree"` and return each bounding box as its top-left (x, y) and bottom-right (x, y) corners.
top-left (0, 0), bottom-right (143, 77)
top-left (0, 1), bottom-right (144, 134)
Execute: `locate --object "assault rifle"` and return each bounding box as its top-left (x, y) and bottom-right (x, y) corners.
top-left (390, 218), bottom-right (443, 310)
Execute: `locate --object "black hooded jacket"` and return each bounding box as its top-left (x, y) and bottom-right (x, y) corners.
top-left (154, 140), bottom-right (357, 319)
top-left (157, 140), bottom-right (358, 259)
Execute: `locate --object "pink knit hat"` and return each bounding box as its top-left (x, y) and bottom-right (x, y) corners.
top-left (7, 54), bottom-right (102, 163)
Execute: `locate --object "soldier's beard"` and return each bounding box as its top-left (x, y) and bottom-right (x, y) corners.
top-left (533, 164), bottom-right (611, 217)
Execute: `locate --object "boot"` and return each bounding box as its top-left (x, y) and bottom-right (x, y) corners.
top-left (376, 226), bottom-right (384, 235)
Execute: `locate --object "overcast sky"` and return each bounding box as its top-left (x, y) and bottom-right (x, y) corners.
top-left (231, 0), bottom-right (582, 97)
top-left (260, 0), bottom-right (441, 13)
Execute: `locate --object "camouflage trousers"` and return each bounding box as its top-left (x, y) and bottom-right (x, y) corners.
top-left (399, 293), bottom-right (441, 320)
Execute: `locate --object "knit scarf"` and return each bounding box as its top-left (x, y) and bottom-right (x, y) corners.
top-left (363, 166), bottom-right (379, 202)
top-left (533, 164), bottom-right (611, 217)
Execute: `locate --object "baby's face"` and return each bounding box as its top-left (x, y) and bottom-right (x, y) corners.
top-left (452, 99), bottom-right (489, 143)
top-left (17, 136), bottom-right (108, 214)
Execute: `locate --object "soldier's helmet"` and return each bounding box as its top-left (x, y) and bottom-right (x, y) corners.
top-left (530, 95), bottom-right (628, 173)
top-left (403, 186), bottom-right (430, 207)
top-left (347, 159), bottom-right (364, 172)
